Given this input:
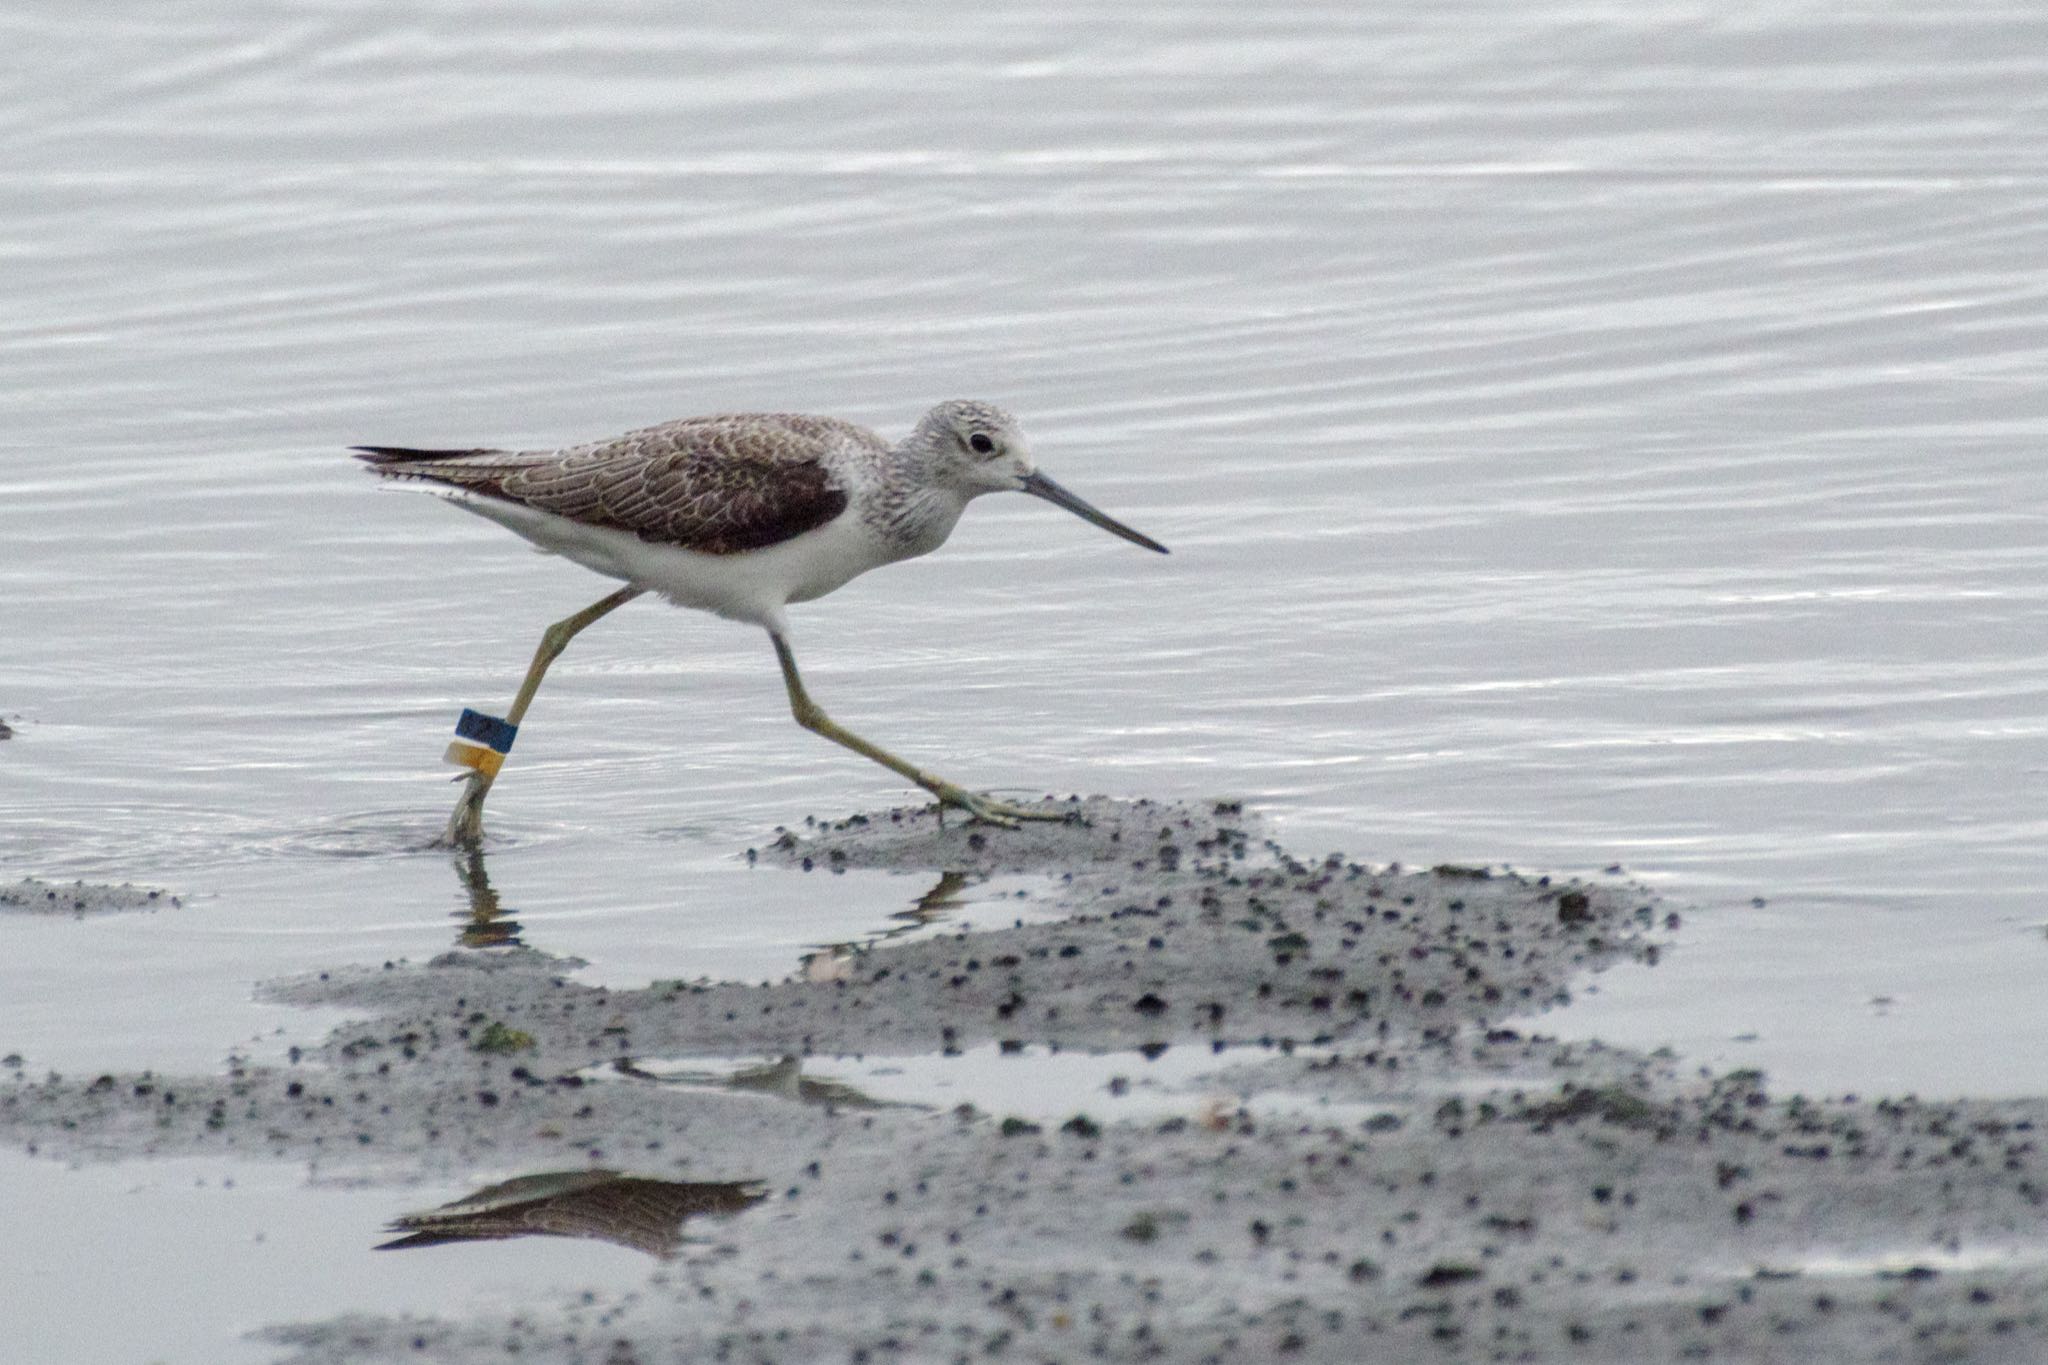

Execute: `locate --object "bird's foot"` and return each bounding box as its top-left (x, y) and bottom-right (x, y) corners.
top-left (435, 776), bottom-right (491, 849)
top-left (927, 784), bottom-right (1068, 828)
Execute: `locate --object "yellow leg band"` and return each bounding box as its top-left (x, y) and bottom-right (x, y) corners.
top-left (443, 741), bottom-right (506, 778)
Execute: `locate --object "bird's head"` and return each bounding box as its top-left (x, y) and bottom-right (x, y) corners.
top-left (914, 400), bottom-right (1169, 555)
top-left (915, 399), bottom-right (1037, 493)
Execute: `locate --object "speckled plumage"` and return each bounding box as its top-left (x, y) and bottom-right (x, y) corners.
top-left (354, 412), bottom-right (877, 556)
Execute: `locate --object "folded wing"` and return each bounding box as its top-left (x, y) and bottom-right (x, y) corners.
top-left (354, 414), bottom-right (868, 555)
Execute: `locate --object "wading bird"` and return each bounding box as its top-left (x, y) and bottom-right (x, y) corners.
top-left (356, 400), bottom-right (1167, 844)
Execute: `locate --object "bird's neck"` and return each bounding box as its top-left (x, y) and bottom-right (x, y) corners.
top-left (865, 442), bottom-right (970, 559)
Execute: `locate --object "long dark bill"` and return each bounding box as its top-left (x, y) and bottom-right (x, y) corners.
top-left (1019, 471), bottom-right (1169, 554)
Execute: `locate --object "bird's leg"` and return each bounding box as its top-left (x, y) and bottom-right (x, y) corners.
top-left (770, 633), bottom-right (1063, 828)
top-left (440, 585), bottom-right (645, 846)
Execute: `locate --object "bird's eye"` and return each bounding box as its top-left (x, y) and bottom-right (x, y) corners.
top-left (968, 433), bottom-right (995, 455)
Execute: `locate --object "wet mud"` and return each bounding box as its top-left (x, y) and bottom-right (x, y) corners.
top-left (6, 798), bottom-right (2047, 1362)
top-left (2, 877), bottom-right (179, 916)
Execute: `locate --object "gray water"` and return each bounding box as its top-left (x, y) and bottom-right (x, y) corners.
top-left (6, 1), bottom-right (2048, 1125)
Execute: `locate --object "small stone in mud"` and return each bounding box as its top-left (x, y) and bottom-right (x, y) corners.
top-left (471, 1021), bottom-right (536, 1054)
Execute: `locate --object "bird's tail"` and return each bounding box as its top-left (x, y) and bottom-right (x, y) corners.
top-left (351, 445), bottom-right (507, 466)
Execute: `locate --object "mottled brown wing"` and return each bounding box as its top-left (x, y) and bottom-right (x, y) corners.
top-left (356, 414), bottom-right (867, 555)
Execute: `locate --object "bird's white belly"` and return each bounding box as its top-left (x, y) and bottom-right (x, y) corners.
top-left (447, 492), bottom-right (895, 627)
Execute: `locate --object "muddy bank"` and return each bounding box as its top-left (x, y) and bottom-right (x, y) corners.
top-left (1, 877), bottom-right (179, 916)
top-left (5, 799), bottom-right (2046, 1362)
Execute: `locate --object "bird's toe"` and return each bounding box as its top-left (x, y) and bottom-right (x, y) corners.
top-left (928, 785), bottom-right (1071, 828)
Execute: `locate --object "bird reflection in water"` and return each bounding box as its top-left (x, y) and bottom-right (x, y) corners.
top-left (378, 1169), bottom-right (766, 1259)
top-left (448, 838), bottom-right (989, 976)
top-left (451, 841), bottom-right (523, 948)
top-left (609, 1052), bottom-right (910, 1111)
top-left (796, 869), bottom-right (972, 982)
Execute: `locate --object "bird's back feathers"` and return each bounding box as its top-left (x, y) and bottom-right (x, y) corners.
top-left (353, 414), bottom-right (876, 555)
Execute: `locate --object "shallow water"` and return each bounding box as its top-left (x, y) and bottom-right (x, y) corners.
top-left (595, 1040), bottom-right (1412, 1128)
top-left (0, 1149), bottom-right (668, 1365)
top-left (4, 0), bottom-right (2046, 1170)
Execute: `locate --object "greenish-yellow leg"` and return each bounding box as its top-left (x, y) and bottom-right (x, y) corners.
top-left (441, 585), bottom-right (645, 846)
top-left (771, 632), bottom-right (1063, 828)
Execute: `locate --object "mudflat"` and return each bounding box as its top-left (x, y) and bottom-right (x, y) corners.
top-left (6, 799), bottom-right (2044, 1362)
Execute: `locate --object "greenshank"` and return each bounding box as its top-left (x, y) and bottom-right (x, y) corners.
top-left (355, 400), bottom-right (1167, 843)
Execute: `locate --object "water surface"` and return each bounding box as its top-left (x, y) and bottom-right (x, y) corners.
top-left (4, 1), bottom-right (2046, 1126)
